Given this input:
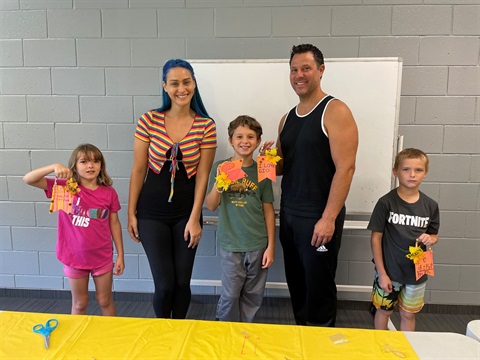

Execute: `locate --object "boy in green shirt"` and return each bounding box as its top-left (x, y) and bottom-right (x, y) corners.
top-left (206, 115), bottom-right (275, 322)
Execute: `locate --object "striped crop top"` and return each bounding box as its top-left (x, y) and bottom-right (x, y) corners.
top-left (135, 110), bottom-right (217, 178)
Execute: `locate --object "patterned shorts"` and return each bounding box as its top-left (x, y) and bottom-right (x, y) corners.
top-left (371, 273), bottom-right (426, 313)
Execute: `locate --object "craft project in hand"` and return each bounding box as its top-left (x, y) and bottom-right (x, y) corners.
top-left (215, 159), bottom-right (247, 191)
top-left (49, 178), bottom-right (80, 214)
top-left (406, 242), bottom-right (435, 280)
top-left (258, 148), bottom-right (281, 182)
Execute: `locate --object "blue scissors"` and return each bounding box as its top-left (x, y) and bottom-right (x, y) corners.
top-left (33, 318), bottom-right (58, 349)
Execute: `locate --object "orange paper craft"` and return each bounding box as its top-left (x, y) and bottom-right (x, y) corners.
top-left (219, 159), bottom-right (247, 182)
top-left (49, 179), bottom-right (79, 215)
top-left (415, 249), bottom-right (434, 280)
top-left (257, 156), bottom-right (277, 182)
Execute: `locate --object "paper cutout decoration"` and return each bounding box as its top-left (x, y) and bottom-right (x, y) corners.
top-left (405, 244), bottom-right (425, 264)
top-left (257, 149), bottom-right (281, 183)
top-left (215, 172), bottom-right (231, 192)
top-left (406, 241), bottom-right (435, 281)
top-left (215, 159), bottom-right (247, 191)
top-left (257, 157), bottom-right (276, 182)
top-left (49, 178), bottom-right (80, 214)
top-left (220, 159), bottom-right (247, 181)
top-left (65, 178), bottom-right (81, 196)
top-left (415, 249), bottom-right (434, 281)
top-left (264, 148), bottom-right (281, 165)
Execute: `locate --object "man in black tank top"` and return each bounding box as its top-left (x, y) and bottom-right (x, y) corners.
top-left (274, 44), bottom-right (358, 327)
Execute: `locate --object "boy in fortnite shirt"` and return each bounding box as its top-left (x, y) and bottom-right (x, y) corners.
top-left (369, 148), bottom-right (439, 331)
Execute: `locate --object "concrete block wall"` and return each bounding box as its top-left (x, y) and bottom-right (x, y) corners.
top-left (0, 0), bottom-right (478, 306)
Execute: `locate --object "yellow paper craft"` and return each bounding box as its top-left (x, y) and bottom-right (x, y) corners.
top-left (264, 148), bottom-right (282, 165)
top-left (215, 172), bottom-right (231, 192)
top-left (49, 178), bottom-right (80, 214)
top-left (65, 178), bottom-right (80, 195)
top-left (405, 244), bottom-right (425, 264)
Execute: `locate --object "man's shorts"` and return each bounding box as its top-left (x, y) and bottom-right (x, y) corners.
top-left (63, 263), bottom-right (113, 279)
top-left (370, 273), bottom-right (426, 313)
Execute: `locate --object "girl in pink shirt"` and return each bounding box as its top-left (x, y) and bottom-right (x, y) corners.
top-left (24, 144), bottom-right (124, 316)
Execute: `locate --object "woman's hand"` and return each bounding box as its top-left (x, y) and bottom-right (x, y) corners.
top-left (184, 218), bottom-right (202, 249)
top-left (128, 214), bottom-right (141, 243)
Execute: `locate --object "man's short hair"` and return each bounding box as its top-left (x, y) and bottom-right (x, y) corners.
top-left (290, 44), bottom-right (324, 68)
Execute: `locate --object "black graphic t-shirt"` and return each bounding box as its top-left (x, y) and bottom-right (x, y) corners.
top-left (368, 189), bottom-right (440, 284)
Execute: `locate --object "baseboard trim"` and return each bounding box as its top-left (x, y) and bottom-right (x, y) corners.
top-left (1, 288), bottom-right (478, 315)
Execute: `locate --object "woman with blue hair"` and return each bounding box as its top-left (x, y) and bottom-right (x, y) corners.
top-left (128, 59), bottom-right (217, 318)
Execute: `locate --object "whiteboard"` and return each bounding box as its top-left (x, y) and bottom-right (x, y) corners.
top-left (191, 58), bottom-right (402, 214)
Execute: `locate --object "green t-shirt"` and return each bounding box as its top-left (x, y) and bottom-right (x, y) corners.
top-left (208, 159), bottom-right (274, 252)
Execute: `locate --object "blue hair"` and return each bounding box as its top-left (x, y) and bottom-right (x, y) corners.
top-left (155, 59), bottom-right (210, 118)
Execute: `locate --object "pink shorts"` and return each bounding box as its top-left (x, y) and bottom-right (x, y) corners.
top-left (63, 263), bottom-right (113, 279)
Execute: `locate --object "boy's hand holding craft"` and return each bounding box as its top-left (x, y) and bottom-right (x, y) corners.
top-left (417, 233), bottom-right (438, 247)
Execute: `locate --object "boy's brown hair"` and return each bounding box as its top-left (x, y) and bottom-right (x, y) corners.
top-left (228, 115), bottom-right (263, 139)
top-left (394, 148), bottom-right (429, 172)
top-left (68, 143), bottom-right (113, 186)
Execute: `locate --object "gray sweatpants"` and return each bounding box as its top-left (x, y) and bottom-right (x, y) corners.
top-left (216, 247), bottom-right (268, 322)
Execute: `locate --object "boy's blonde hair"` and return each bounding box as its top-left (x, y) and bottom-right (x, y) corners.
top-left (394, 148), bottom-right (429, 172)
top-left (68, 144), bottom-right (112, 186)
top-left (228, 115), bottom-right (263, 139)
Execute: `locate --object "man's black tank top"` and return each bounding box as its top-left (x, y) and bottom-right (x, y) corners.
top-left (280, 95), bottom-right (337, 218)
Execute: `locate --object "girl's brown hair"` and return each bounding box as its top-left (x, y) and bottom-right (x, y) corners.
top-left (68, 144), bottom-right (112, 186)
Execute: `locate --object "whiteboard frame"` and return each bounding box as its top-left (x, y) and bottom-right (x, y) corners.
top-left (191, 58), bottom-right (403, 215)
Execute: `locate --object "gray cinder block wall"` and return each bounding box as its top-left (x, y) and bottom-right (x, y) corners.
top-left (0, 0), bottom-right (478, 306)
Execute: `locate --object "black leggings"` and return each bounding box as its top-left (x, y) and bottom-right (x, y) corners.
top-left (138, 217), bottom-right (198, 318)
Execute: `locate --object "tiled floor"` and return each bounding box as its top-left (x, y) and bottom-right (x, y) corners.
top-left (1, 293), bottom-right (478, 335)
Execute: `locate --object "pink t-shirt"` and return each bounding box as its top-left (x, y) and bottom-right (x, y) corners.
top-left (45, 178), bottom-right (121, 269)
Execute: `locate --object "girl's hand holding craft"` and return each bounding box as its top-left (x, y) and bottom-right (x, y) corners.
top-left (53, 164), bottom-right (72, 179)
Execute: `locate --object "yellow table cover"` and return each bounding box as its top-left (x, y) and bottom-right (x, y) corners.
top-left (0, 310), bottom-right (419, 359)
